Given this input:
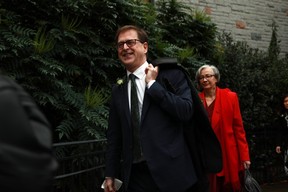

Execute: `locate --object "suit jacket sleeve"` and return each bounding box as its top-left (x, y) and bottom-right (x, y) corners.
top-left (146, 68), bottom-right (193, 122)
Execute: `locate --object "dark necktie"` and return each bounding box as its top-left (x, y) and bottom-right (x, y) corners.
top-left (129, 74), bottom-right (142, 161)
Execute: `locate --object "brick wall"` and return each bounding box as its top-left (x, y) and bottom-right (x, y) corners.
top-left (177, 0), bottom-right (288, 57)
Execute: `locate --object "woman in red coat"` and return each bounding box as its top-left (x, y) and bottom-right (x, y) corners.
top-left (195, 65), bottom-right (251, 192)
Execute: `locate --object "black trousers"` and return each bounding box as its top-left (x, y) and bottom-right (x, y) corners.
top-left (127, 161), bottom-right (160, 192)
top-left (126, 161), bottom-right (198, 192)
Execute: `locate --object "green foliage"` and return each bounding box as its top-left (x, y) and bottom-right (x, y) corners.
top-left (0, 0), bottom-right (118, 143)
top-left (155, 0), bottom-right (217, 58)
top-left (145, 0), bottom-right (215, 77)
top-left (34, 27), bottom-right (56, 54)
top-left (0, 0), bottom-right (219, 142)
top-left (84, 85), bottom-right (108, 108)
top-left (215, 32), bottom-right (271, 128)
top-left (61, 14), bottom-right (82, 32)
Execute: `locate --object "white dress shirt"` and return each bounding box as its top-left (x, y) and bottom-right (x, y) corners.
top-left (127, 62), bottom-right (149, 117)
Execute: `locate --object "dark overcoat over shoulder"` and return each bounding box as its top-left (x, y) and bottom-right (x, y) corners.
top-left (153, 58), bottom-right (222, 190)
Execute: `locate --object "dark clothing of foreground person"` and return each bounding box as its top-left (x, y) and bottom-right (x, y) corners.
top-left (0, 75), bottom-right (57, 192)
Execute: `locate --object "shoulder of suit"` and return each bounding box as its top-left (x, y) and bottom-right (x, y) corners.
top-left (0, 75), bottom-right (19, 91)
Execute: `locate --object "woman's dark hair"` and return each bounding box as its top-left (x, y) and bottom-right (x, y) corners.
top-left (280, 93), bottom-right (288, 113)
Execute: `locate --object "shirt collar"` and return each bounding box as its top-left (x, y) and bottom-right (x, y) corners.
top-left (127, 62), bottom-right (148, 80)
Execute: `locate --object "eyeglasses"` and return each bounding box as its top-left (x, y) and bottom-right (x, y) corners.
top-left (198, 74), bottom-right (215, 81)
top-left (117, 39), bottom-right (142, 50)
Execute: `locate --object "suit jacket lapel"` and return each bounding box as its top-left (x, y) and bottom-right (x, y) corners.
top-left (120, 82), bottom-right (131, 126)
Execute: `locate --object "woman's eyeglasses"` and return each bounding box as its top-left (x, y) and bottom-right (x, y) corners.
top-left (117, 39), bottom-right (142, 50)
top-left (199, 74), bottom-right (215, 81)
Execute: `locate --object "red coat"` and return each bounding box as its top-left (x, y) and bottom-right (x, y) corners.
top-left (199, 87), bottom-right (250, 191)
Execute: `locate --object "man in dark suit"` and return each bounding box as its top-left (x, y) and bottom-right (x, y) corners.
top-left (104, 25), bottom-right (220, 192)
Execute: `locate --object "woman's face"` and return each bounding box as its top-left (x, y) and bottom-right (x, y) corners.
top-left (199, 67), bottom-right (218, 91)
top-left (283, 96), bottom-right (288, 110)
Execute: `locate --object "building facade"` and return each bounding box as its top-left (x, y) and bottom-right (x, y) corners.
top-left (177, 0), bottom-right (288, 57)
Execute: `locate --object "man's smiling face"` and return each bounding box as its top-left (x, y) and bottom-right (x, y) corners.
top-left (117, 29), bottom-right (148, 72)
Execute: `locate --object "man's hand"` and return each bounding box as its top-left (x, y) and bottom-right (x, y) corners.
top-left (145, 64), bottom-right (158, 84)
top-left (276, 146), bottom-right (281, 154)
top-left (104, 177), bottom-right (115, 192)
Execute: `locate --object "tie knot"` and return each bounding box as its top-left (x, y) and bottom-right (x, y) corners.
top-left (129, 74), bottom-right (137, 81)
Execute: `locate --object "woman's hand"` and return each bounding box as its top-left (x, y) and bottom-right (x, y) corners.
top-left (244, 161), bottom-right (251, 169)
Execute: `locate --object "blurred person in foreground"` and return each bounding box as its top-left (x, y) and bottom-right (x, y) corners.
top-left (195, 65), bottom-right (251, 192)
top-left (0, 74), bottom-right (58, 192)
top-left (275, 94), bottom-right (288, 175)
top-left (103, 25), bottom-right (221, 192)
